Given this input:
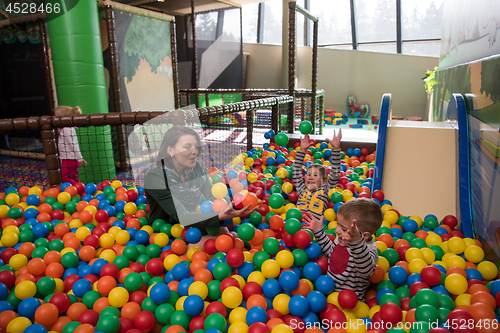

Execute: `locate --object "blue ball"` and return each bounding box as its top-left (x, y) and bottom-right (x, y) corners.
top-left (264, 132), bottom-right (271, 139)
top-left (266, 157), bottom-right (276, 166)
top-left (115, 200), bottom-right (127, 213)
top-left (262, 278), bottom-right (281, 299)
top-left (388, 265), bottom-right (408, 285)
top-left (304, 242), bottom-right (322, 260)
top-left (98, 200), bottom-right (111, 210)
top-left (135, 230), bottom-right (150, 244)
top-left (85, 183), bottom-right (97, 195)
top-left (380, 200), bottom-right (393, 206)
top-left (149, 283), bottom-right (170, 304)
top-left (391, 228), bottom-right (403, 239)
top-left (407, 273), bottom-right (422, 286)
top-left (324, 149), bottom-right (332, 158)
top-left (315, 275), bottom-right (335, 295)
top-left (24, 208), bottom-right (39, 219)
top-left (91, 258), bottom-right (109, 276)
top-left (164, 271), bottom-right (175, 284)
top-left (269, 130), bottom-right (275, 137)
top-left (81, 194), bottom-right (94, 202)
top-left (376, 288), bottom-right (396, 304)
top-left (18, 297), bottom-right (41, 319)
top-left (320, 142), bottom-right (328, 150)
top-left (433, 227), bottom-right (448, 236)
top-left (238, 261), bottom-right (255, 280)
top-left (307, 290), bottom-right (326, 313)
top-left (112, 220), bottom-right (126, 229)
top-left (403, 219), bottom-right (419, 233)
top-left (352, 148), bottom-right (361, 157)
top-left (0, 282), bottom-right (8, 301)
top-left (63, 268), bottom-right (79, 279)
top-left (207, 259), bottom-right (222, 273)
top-left (246, 306), bottom-right (268, 325)
top-left (32, 223), bottom-right (49, 238)
top-left (465, 268), bottom-right (483, 281)
top-left (95, 193), bottom-right (107, 201)
top-left (289, 295), bottom-right (309, 317)
top-left (302, 311), bottom-right (320, 326)
top-left (279, 270), bottom-right (300, 291)
top-left (22, 324), bottom-right (47, 333)
top-left (60, 183), bottom-right (71, 192)
top-left (0, 300), bottom-right (14, 312)
top-left (183, 295), bottom-right (204, 316)
top-left (200, 201), bottom-right (214, 214)
top-left (185, 228), bottom-right (202, 244)
top-left (346, 148), bottom-right (354, 156)
top-left (431, 285), bottom-right (450, 296)
top-left (227, 169), bottom-right (238, 179)
top-left (72, 279), bottom-right (92, 298)
top-left (490, 279), bottom-right (500, 297)
top-left (172, 263), bottom-right (190, 281)
top-left (26, 194), bottom-right (40, 206)
top-left (302, 262), bottom-right (322, 281)
top-left (333, 202), bottom-right (343, 213)
top-left (433, 264), bottom-right (447, 274)
top-left (276, 156), bottom-right (286, 165)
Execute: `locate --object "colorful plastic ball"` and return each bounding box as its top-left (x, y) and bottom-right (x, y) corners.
top-left (338, 289), bottom-right (358, 309)
top-left (279, 270), bottom-right (299, 291)
top-left (14, 280), bottom-right (36, 300)
top-left (445, 273), bottom-right (468, 295)
top-left (22, 324), bottom-right (47, 333)
top-left (380, 302), bottom-right (403, 324)
top-left (388, 265), bottom-right (408, 285)
top-left (268, 193), bottom-right (284, 209)
top-left (97, 313), bottom-right (121, 333)
top-left (307, 291), bottom-right (326, 313)
top-left (183, 294), bottom-right (205, 316)
top-left (17, 297), bottom-right (41, 319)
top-left (303, 262), bottom-right (322, 281)
top-left (108, 287), bottom-right (129, 308)
top-left (222, 286), bottom-right (243, 308)
top-left (150, 283), bottom-right (170, 304)
top-left (289, 295), bottom-right (309, 317)
top-left (477, 261), bottom-right (499, 280)
top-left (6, 316), bottom-right (32, 333)
top-left (185, 228), bottom-right (202, 244)
top-left (72, 278), bottom-right (92, 298)
top-left (402, 219), bottom-right (419, 233)
top-left (420, 266), bottom-right (442, 287)
top-left (299, 121), bottom-right (313, 134)
top-left (246, 306), bottom-right (268, 325)
top-left (315, 275), bottom-right (335, 294)
top-left (205, 313), bottom-right (227, 332)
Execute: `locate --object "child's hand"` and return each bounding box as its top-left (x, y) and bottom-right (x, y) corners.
top-left (326, 129), bottom-right (342, 149)
top-left (80, 160), bottom-right (87, 167)
top-left (303, 214), bottom-right (324, 231)
top-left (300, 134), bottom-right (311, 152)
top-left (347, 219), bottom-right (362, 242)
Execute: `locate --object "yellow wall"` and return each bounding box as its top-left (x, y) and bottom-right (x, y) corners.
top-left (381, 121), bottom-right (457, 221)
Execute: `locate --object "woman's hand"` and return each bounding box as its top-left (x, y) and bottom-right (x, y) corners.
top-left (325, 129), bottom-right (342, 150)
top-left (300, 134), bottom-right (311, 152)
top-left (218, 203), bottom-right (256, 221)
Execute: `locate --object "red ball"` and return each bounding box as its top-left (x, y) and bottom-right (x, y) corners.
top-left (84, 234), bottom-right (100, 248)
top-left (242, 282), bottom-right (263, 300)
top-left (284, 316), bottom-right (305, 333)
top-left (282, 232), bottom-right (295, 247)
top-left (78, 309), bottom-right (99, 326)
top-left (338, 289), bottom-right (358, 309)
top-left (367, 298), bottom-right (379, 308)
top-left (324, 308), bottom-right (346, 324)
top-left (232, 192), bottom-right (245, 210)
top-left (380, 302), bottom-right (403, 324)
top-left (319, 303), bottom-right (338, 319)
top-left (189, 315), bottom-right (206, 332)
top-left (0, 248), bottom-right (18, 264)
top-left (254, 187), bottom-right (264, 199)
top-left (226, 249), bottom-right (244, 268)
top-left (74, 182), bottom-right (85, 194)
top-left (50, 210), bottom-right (65, 221)
top-left (95, 210), bottom-right (109, 223)
top-left (346, 183), bottom-right (357, 194)
top-left (372, 190), bottom-right (384, 202)
top-left (287, 191), bottom-right (298, 203)
top-left (442, 215), bottom-right (458, 229)
top-left (293, 230), bottom-right (312, 249)
top-left (50, 292), bottom-right (71, 313)
top-left (264, 180), bottom-right (276, 191)
top-left (248, 322), bottom-right (271, 333)
top-left (397, 245), bottom-right (411, 261)
top-left (127, 189), bottom-right (139, 202)
top-left (63, 275), bottom-right (80, 292)
top-left (400, 297), bottom-right (411, 311)
top-left (145, 258), bottom-right (163, 276)
top-left (0, 270), bottom-right (16, 289)
top-left (134, 311), bottom-right (156, 332)
top-left (206, 301), bottom-right (227, 318)
top-left (410, 281), bottom-right (430, 297)
top-left (204, 239), bottom-right (218, 255)
top-left (360, 148), bottom-right (369, 156)
top-left (129, 262), bottom-right (145, 273)
top-left (420, 266), bottom-right (442, 287)
top-left (447, 309), bottom-right (474, 323)
top-left (118, 317), bottom-right (134, 333)
top-left (429, 329), bottom-right (454, 333)
top-left (267, 309), bottom-right (283, 320)
top-left (441, 233), bottom-right (451, 241)
top-left (100, 263), bottom-right (120, 279)
top-left (220, 277), bottom-right (239, 292)
top-left (129, 291), bottom-right (147, 305)
top-left (314, 257), bottom-right (328, 275)
top-left (449, 230), bottom-right (464, 238)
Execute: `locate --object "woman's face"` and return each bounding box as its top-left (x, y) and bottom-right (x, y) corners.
top-left (167, 134), bottom-right (199, 169)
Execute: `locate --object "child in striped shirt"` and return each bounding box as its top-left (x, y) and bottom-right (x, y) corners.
top-left (303, 198), bottom-right (383, 301)
top-left (292, 130), bottom-right (342, 221)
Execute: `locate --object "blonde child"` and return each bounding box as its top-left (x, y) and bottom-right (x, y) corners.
top-left (54, 106), bottom-right (87, 184)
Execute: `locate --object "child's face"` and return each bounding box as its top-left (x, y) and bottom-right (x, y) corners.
top-left (305, 167), bottom-right (325, 191)
top-left (335, 214), bottom-right (352, 247)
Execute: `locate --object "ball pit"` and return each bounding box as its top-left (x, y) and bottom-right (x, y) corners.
top-left (0, 138), bottom-right (499, 333)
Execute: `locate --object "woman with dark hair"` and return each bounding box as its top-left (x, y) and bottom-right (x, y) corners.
top-left (145, 126), bottom-right (253, 242)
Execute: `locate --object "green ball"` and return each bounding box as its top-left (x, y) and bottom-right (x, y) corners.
top-left (212, 175), bottom-right (221, 183)
top-left (387, 328), bottom-right (407, 333)
top-left (168, 290), bottom-right (180, 307)
top-left (402, 232), bottom-right (417, 243)
top-left (423, 217), bottom-right (439, 230)
top-left (141, 297), bottom-right (158, 313)
top-left (438, 307), bottom-right (450, 324)
top-left (170, 310), bottom-right (191, 330)
top-left (36, 276), bottom-right (56, 296)
top-left (237, 223), bottom-right (255, 242)
top-left (376, 226), bottom-right (391, 237)
top-left (410, 238), bottom-right (427, 249)
top-left (348, 173), bottom-right (359, 181)
top-left (438, 294), bottom-right (455, 311)
top-left (415, 289), bottom-right (439, 308)
top-left (97, 314), bottom-right (120, 333)
top-left (285, 218), bottom-right (301, 235)
top-left (409, 296), bottom-right (417, 309)
top-left (250, 212), bottom-right (263, 225)
top-left (299, 121), bottom-right (313, 135)
top-left (354, 166), bottom-right (364, 176)
top-left (113, 255), bottom-right (130, 270)
top-left (331, 192), bottom-right (344, 203)
top-left (410, 321), bottom-right (432, 333)
top-left (6, 292), bottom-right (21, 310)
top-left (377, 280), bottom-right (396, 292)
top-left (152, 219), bottom-right (166, 232)
top-left (82, 290), bottom-right (101, 309)
top-left (286, 208), bottom-right (302, 221)
top-left (414, 304), bottom-right (439, 323)
top-left (395, 286), bottom-right (411, 299)
top-left (213, 263), bottom-right (232, 281)
top-left (62, 321), bottom-right (81, 333)
top-left (253, 251), bottom-right (270, 270)
top-left (100, 307), bottom-right (120, 318)
top-left (124, 272), bottom-right (144, 292)
top-left (18, 230), bottom-right (34, 243)
top-left (7, 207), bottom-right (23, 219)
top-left (274, 133), bottom-right (289, 146)
top-left (103, 186), bottom-right (115, 196)
top-left (269, 185), bottom-right (281, 194)
top-left (116, 212), bottom-right (125, 220)
top-left (263, 238), bottom-right (280, 255)
top-left (49, 239), bottom-right (64, 252)
top-left (148, 277), bottom-right (165, 287)
top-left (206, 227), bottom-right (220, 235)
top-left (123, 246), bottom-right (139, 261)
top-left (136, 245), bottom-right (147, 255)
top-left (265, 212), bottom-right (277, 222)
top-left (140, 272), bottom-right (152, 285)
top-left (292, 249), bottom-right (308, 267)
top-left (207, 280), bottom-right (222, 301)
top-left (379, 293), bottom-right (401, 307)
top-left (107, 194), bottom-right (117, 205)
top-left (136, 254), bottom-right (151, 267)
top-left (204, 313), bottom-right (227, 332)
top-left (398, 216), bottom-right (409, 227)
top-left (313, 151), bottom-right (323, 160)
top-left (61, 252), bottom-right (79, 268)
top-left (51, 202), bottom-right (64, 211)
top-left (382, 248), bottom-right (399, 266)
top-left (428, 245), bottom-right (444, 261)
top-left (213, 253), bottom-right (226, 261)
top-left (268, 193), bottom-right (284, 209)
top-left (34, 238), bottom-right (49, 248)
top-left (146, 244), bottom-right (162, 258)
top-left (160, 223), bottom-right (172, 236)
top-left (155, 303), bottom-right (175, 325)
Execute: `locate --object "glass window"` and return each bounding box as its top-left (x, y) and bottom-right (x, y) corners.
top-left (324, 44), bottom-right (353, 50)
top-left (358, 43), bottom-right (397, 53)
top-left (296, 0), bottom-right (305, 46)
top-left (242, 3), bottom-right (258, 43)
top-left (262, 0), bottom-right (283, 45)
top-left (402, 0), bottom-right (444, 40)
top-left (354, 0), bottom-right (396, 44)
top-left (222, 8), bottom-right (241, 42)
top-left (310, 0), bottom-right (352, 46)
top-left (402, 41), bottom-right (441, 57)
top-left (196, 12), bottom-right (218, 41)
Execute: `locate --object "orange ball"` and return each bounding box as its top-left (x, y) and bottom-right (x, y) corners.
top-left (249, 229), bottom-right (264, 246)
top-left (51, 316), bottom-right (72, 333)
top-left (77, 201), bottom-right (89, 212)
top-left (65, 186), bottom-right (78, 196)
top-left (242, 192), bottom-right (259, 209)
top-left (74, 323), bottom-right (96, 333)
top-left (446, 267), bottom-right (467, 278)
top-left (215, 234), bottom-right (234, 253)
top-left (165, 325), bottom-right (186, 333)
top-left (27, 258), bottom-right (46, 276)
top-left (126, 218), bottom-right (141, 230)
top-left (477, 319), bottom-right (500, 333)
top-left (79, 246), bottom-right (96, 262)
top-left (171, 239), bottom-right (187, 255)
top-left (15, 273), bottom-right (36, 285)
top-left (267, 318), bottom-right (285, 330)
top-left (469, 302), bottom-right (496, 321)
top-left (18, 186), bottom-right (30, 197)
top-left (470, 291), bottom-right (497, 310)
top-left (118, 268), bottom-right (134, 284)
top-left (54, 223), bottom-right (70, 237)
top-left (191, 251), bottom-right (208, 262)
top-left (291, 279), bottom-right (311, 297)
top-left (405, 308), bottom-right (416, 323)
top-left (38, 203), bottom-right (53, 214)
top-left (37, 212), bottom-right (52, 222)
top-left (194, 268), bottom-right (213, 285)
top-left (67, 302), bottom-right (88, 321)
top-left (64, 236), bottom-right (82, 251)
top-left (121, 302), bottom-right (142, 320)
top-left (79, 210), bottom-right (94, 224)
top-left (415, 230), bottom-right (428, 240)
top-left (190, 260), bottom-right (208, 276)
top-left (35, 303), bottom-right (59, 326)
top-left (18, 242), bottom-right (36, 258)
top-left (93, 297), bottom-right (111, 313)
top-left (247, 294), bottom-right (267, 310)
top-left (377, 234), bottom-right (394, 248)
top-left (97, 276), bottom-right (117, 296)
top-left (369, 265), bottom-right (385, 283)
top-left (44, 250), bottom-right (61, 264)
top-left (168, 281), bottom-right (179, 292)
top-left (0, 310), bottom-right (18, 330)
top-left (395, 261), bottom-right (410, 276)
top-left (365, 289), bottom-right (377, 302)
top-left (45, 262), bottom-right (64, 278)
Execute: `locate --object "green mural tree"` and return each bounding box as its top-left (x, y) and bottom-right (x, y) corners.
top-left (480, 59), bottom-right (500, 103)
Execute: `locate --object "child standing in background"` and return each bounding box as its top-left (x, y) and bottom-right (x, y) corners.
top-left (55, 106), bottom-right (87, 184)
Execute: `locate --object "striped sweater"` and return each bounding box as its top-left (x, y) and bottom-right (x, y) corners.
top-left (313, 228), bottom-right (378, 301)
top-left (292, 149), bottom-right (341, 221)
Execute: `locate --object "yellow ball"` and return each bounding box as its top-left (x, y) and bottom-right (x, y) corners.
top-left (124, 202), bottom-right (137, 215)
top-left (353, 301), bottom-right (370, 318)
top-left (447, 237), bottom-right (466, 254)
top-left (440, 241), bottom-right (450, 254)
top-left (271, 324), bottom-right (294, 333)
top-left (446, 255), bottom-right (466, 270)
top-left (410, 215), bottom-right (423, 227)
top-left (261, 259), bottom-right (281, 279)
top-left (115, 230), bottom-right (131, 245)
top-left (222, 286), bottom-right (243, 308)
top-left (455, 293), bottom-right (471, 307)
top-left (282, 182), bottom-right (293, 193)
top-left (212, 183), bottom-right (228, 199)
top-left (0, 205), bottom-right (9, 217)
top-left (445, 273), bottom-right (468, 295)
top-left (368, 305), bottom-right (381, 319)
top-left (171, 224), bottom-right (184, 238)
top-left (405, 248), bottom-right (424, 262)
top-left (100, 249), bottom-right (117, 262)
top-left (111, 180), bottom-right (123, 189)
top-left (189, 281), bottom-right (209, 299)
top-left (9, 254), bottom-right (28, 271)
top-left (5, 193), bottom-right (20, 206)
top-left (324, 208), bottom-right (336, 222)
top-left (276, 168), bottom-right (288, 179)
top-left (164, 254), bottom-right (181, 271)
top-left (83, 205), bottom-right (97, 215)
top-left (327, 292), bottom-right (340, 308)
top-left (384, 211), bottom-right (399, 225)
top-left (141, 225), bottom-right (154, 235)
top-left (421, 248), bottom-right (436, 265)
top-left (275, 250), bottom-right (294, 268)
top-left (229, 322), bottom-right (249, 333)
top-left (381, 204), bottom-right (393, 214)
top-left (1, 232), bottom-right (19, 247)
top-left (247, 172), bottom-right (258, 183)
top-left (75, 227), bottom-right (91, 241)
top-left (15, 280), bottom-right (36, 300)
top-left (108, 287), bottom-right (129, 307)
top-left (377, 257), bottom-right (390, 273)
top-left (463, 238), bottom-right (477, 247)
top-left (273, 294), bottom-right (290, 315)
top-left (477, 261), bottom-right (499, 280)
top-left (176, 296), bottom-right (186, 311)
top-left (247, 271), bottom-right (266, 286)
top-left (408, 259), bottom-right (427, 274)
top-left (69, 219), bottom-right (83, 229)
top-left (4, 226), bottom-right (19, 234)
top-left (6, 317), bottom-right (32, 333)
top-left (28, 186), bottom-right (42, 196)
top-left (375, 241), bottom-right (388, 253)
top-left (346, 319), bottom-right (368, 333)
top-left (60, 248), bottom-right (76, 256)
top-left (99, 233), bottom-right (115, 248)
top-left (154, 233), bottom-right (169, 247)
top-left (232, 275), bottom-right (246, 289)
top-left (229, 307), bottom-right (247, 324)
top-left (342, 190), bottom-right (354, 201)
top-left (57, 192), bottom-right (71, 204)
top-left (464, 245), bottom-right (484, 263)
top-left (425, 233), bottom-right (443, 247)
